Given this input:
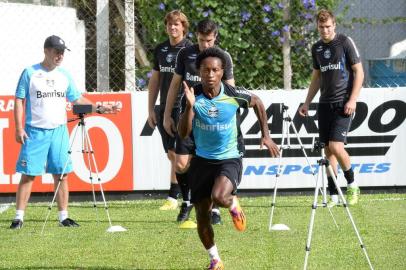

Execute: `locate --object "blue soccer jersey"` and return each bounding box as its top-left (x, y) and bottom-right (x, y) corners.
top-left (192, 83), bottom-right (251, 160)
top-left (15, 63), bottom-right (82, 129)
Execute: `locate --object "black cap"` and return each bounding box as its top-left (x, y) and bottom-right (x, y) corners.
top-left (44, 35), bottom-right (70, 51)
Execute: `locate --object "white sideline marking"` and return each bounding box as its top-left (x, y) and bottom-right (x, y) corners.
top-left (39, 197), bottom-right (406, 208)
top-left (0, 204), bottom-right (10, 214)
top-left (367, 197), bottom-right (405, 202)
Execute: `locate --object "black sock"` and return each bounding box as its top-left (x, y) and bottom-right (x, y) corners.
top-left (344, 168), bottom-right (354, 185)
top-left (327, 176), bottom-right (338, 195)
top-left (169, 183), bottom-right (180, 199)
top-left (176, 172), bottom-right (190, 201)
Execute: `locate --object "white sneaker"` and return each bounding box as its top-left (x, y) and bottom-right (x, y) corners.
top-left (159, 197), bottom-right (178, 210)
top-left (327, 195), bottom-right (341, 208)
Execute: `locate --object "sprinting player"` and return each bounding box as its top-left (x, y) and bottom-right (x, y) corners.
top-left (163, 19), bottom-right (235, 227)
top-left (147, 10), bottom-right (192, 211)
top-left (298, 9), bottom-right (364, 206)
top-left (178, 47), bottom-right (279, 269)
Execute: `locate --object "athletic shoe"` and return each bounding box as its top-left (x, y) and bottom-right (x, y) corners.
top-left (60, 218), bottom-right (80, 227)
top-left (179, 220), bottom-right (197, 229)
top-left (208, 259), bottom-right (224, 270)
top-left (327, 195), bottom-right (341, 208)
top-left (177, 202), bottom-right (193, 222)
top-left (10, 219), bottom-right (23, 229)
top-left (159, 198), bottom-right (178, 210)
top-left (211, 211), bottom-right (222, 225)
top-left (347, 186), bottom-right (360, 205)
top-left (229, 197), bottom-right (246, 232)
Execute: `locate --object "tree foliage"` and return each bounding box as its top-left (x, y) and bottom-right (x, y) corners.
top-left (70, 0), bottom-right (341, 90)
top-left (136, 0), bottom-right (340, 89)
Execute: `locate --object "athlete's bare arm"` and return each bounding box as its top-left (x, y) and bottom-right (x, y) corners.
top-left (249, 94), bottom-right (279, 157)
top-left (147, 70), bottom-right (160, 128)
top-left (178, 82), bottom-right (195, 139)
top-left (344, 62), bottom-right (364, 115)
top-left (163, 73), bottom-right (183, 136)
top-left (299, 69), bottom-right (321, 117)
top-left (14, 98), bottom-right (27, 144)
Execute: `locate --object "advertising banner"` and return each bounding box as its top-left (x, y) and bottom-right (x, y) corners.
top-left (134, 88), bottom-right (406, 190)
top-left (1, 88), bottom-right (405, 193)
top-left (240, 88), bottom-right (406, 189)
top-left (0, 93), bottom-right (132, 192)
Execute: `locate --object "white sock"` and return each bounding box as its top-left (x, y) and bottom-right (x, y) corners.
top-left (58, 210), bottom-right (68, 222)
top-left (207, 245), bottom-right (220, 261)
top-left (183, 201), bottom-right (191, 206)
top-left (167, 197), bottom-right (177, 203)
top-left (348, 182), bottom-right (358, 188)
top-left (330, 195), bottom-right (339, 203)
top-left (211, 208), bottom-right (220, 214)
top-left (229, 196), bottom-right (237, 210)
top-left (15, 210), bottom-right (24, 221)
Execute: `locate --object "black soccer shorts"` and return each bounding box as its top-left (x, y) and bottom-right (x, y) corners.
top-left (156, 107), bottom-right (179, 153)
top-left (317, 101), bottom-right (353, 145)
top-left (188, 156), bottom-right (242, 203)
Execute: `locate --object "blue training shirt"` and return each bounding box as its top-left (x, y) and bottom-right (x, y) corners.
top-left (15, 63), bottom-right (82, 129)
top-left (192, 82), bottom-right (252, 160)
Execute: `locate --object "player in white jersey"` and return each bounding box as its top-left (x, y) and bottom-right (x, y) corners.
top-left (10, 35), bottom-right (119, 229)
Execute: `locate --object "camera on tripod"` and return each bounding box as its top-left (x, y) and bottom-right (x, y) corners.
top-left (73, 104), bottom-right (93, 115)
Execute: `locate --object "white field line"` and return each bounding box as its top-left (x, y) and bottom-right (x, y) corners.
top-left (366, 197), bottom-right (406, 202)
top-left (67, 197), bottom-right (406, 206)
top-left (14, 196), bottom-right (405, 209)
top-left (0, 203), bottom-right (11, 214)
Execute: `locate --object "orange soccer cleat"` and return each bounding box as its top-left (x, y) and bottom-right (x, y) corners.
top-left (208, 259), bottom-right (224, 270)
top-left (229, 196), bottom-right (246, 232)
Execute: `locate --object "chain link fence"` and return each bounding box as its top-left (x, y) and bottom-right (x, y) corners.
top-left (1, 0), bottom-right (405, 92)
top-left (338, 0), bottom-right (406, 87)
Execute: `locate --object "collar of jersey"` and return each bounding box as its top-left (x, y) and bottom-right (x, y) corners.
top-left (202, 82), bottom-right (224, 100)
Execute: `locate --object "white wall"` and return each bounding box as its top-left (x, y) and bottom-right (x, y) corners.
top-left (0, 3), bottom-right (85, 94)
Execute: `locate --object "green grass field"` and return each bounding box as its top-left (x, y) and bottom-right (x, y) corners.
top-left (0, 193), bottom-right (405, 270)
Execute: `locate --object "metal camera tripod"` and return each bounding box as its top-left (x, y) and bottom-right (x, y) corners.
top-left (303, 141), bottom-right (373, 270)
top-left (268, 104), bottom-right (336, 231)
top-left (41, 112), bottom-right (126, 234)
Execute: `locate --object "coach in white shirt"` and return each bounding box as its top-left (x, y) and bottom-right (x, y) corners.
top-left (10, 35), bottom-right (119, 229)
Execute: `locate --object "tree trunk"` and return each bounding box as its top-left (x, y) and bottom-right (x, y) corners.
top-left (282, 0), bottom-right (292, 90)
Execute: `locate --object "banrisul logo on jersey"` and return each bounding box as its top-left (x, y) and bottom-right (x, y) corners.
top-left (320, 62), bottom-right (342, 72)
top-left (188, 54), bottom-right (197, 59)
top-left (36, 90), bottom-right (66, 98)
